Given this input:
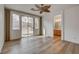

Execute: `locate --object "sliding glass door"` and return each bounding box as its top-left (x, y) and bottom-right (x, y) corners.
top-left (11, 11), bottom-right (41, 38)
top-left (21, 16), bottom-right (34, 37)
top-left (21, 15), bottom-right (41, 37)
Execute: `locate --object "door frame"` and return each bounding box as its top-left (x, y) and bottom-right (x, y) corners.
top-left (20, 15), bottom-right (34, 37)
top-left (53, 11), bottom-right (64, 40)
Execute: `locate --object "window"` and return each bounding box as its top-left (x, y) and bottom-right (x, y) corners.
top-left (12, 14), bottom-right (20, 30)
top-left (34, 17), bottom-right (40, 35)
top-left (35, 17), bottom-right (40, 29)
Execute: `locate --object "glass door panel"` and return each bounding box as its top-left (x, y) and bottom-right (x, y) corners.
top-left (12, 14), bottom-right (20, 30)
top-left (21, 16), bottom-right (33, 37)
top-left (11, 13), bottom-right (21, 40)
top-left (28, 17), bottom-right (33, 35)
top-left (34, 17), bottom-right (40, 35)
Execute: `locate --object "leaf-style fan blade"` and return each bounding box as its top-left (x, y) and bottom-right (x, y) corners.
top-left (46, 10), bottom-right (50, 12)
top-left (35, 4), bottom-right (40, 8)
top-left (31, 8), bottom-right (39, 11)
top-left (48, 5), bottom-right (51, 8)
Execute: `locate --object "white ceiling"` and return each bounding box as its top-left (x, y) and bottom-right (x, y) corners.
top-left (5, 4), bottom-right (79, 16)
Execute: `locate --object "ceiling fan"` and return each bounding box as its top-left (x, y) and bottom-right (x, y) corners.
top-left (31, 4), bottom-right (51, 14)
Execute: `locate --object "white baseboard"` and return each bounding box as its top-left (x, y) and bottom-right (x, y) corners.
top-left (0, 48), bottom-right (1, 53)
top-left (64, 39), bottom-right (79, 44)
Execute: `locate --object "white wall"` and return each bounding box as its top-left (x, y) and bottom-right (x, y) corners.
top-left (42, 11), bottom-right (63, 37)
top-left (42, 13), bottom-right (53, 37)
top-left (64, 6), bottom-right (79, 44)
top-left (0, 5), bottom-right (4, 53)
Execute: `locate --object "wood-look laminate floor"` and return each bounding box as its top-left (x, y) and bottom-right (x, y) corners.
top-left (2, 36), bottom-right (79, 54)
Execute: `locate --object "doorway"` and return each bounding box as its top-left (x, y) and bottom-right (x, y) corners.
top-left (21, 16), bottom-right (34, 37)
top-left (53, 15), bottom-right (62, 41)
top-left (21, 16), bottom-right (41, 37)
